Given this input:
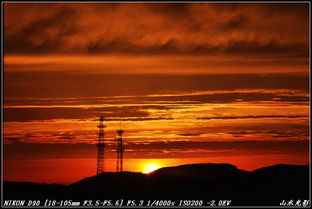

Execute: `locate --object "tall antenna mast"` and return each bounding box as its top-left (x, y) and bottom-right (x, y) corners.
top-left (96, 114), bottom-right (106, 175)
top-left (116, 123), bottom-right (125, 172)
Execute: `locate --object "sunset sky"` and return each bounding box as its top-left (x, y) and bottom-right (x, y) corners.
top-left (3, 2), bottom-right (310, 184)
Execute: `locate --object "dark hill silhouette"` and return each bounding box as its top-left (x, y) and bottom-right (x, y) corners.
top-left (151, 163), bottom-right (248, 181)
top-left (3, 163), bottom-right (309, 206)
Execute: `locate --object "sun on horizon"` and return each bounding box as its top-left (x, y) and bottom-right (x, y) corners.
top-left (142, 162), bottom-right (161, 174)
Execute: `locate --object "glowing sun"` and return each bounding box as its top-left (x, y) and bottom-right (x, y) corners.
top-left (143, 163), bottom-right (160, 174)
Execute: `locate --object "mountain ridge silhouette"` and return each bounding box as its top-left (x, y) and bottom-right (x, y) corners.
top-left (4, 163), bottom-right (309, 206)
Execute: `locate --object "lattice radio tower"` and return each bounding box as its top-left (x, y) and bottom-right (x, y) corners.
top-left (96, 114), bottom-right (106, 175)
top-left (116, 125), bottom-right (125, 172)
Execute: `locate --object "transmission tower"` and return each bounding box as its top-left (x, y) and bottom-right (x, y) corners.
top-left (116, 128), bottom-right (125, 172)
top-left (96, 115), bottom-right (106, 175)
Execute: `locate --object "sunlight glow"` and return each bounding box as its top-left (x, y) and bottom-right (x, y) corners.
top-left (143, 163), bottom-right (161, 174)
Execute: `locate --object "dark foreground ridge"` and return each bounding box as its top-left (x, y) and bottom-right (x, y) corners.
top-left (4, 163), bottom-right (309, 206)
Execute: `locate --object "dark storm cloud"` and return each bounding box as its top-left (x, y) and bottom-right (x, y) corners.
top-left (4, 72), bottom-right (309, 99)
top-left (228, 129), bottom-right (309, 138)
top-left (4, 137), bottom-right (20, 142)
top-left (156, 93), bottom-right (308, 103)
top-left (84, 39), bottom-right (308, 56)
top-left (178, 133), bottom-right (202, 137)
top-left (3, 140), bottom-right (309, 160)
top-left (4, 90), bottom-right (309, 109)
top-left (5, 6), bottom-right (78, 54)
top-left (223, 40), bottom-right (308, 57)
top-left (126, 140), bottom-right (309, 154)
top-left (4, 3), bottom-right (309, 57)
top-left (58, 132), bottom-right (75, 140)
top-left (3, 98), bottom-right (308, 122)
top-left (198, 115), bottom-right (308, 120)
top-left (3, 106), bottom-right (151, 122)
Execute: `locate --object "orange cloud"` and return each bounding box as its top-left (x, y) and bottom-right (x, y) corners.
top-left (4, 3), bottom-right (308, 57)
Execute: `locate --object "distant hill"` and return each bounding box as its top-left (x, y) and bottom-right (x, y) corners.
top-left (151, 163), bottom-right (247, 180)
top-left (3, 163), bottom-right (309, 206)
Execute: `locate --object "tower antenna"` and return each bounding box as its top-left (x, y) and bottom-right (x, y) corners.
top-left (96, 114), bottom-right (106, 175)
top-left (116, 121), bottom-right (125, 172)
